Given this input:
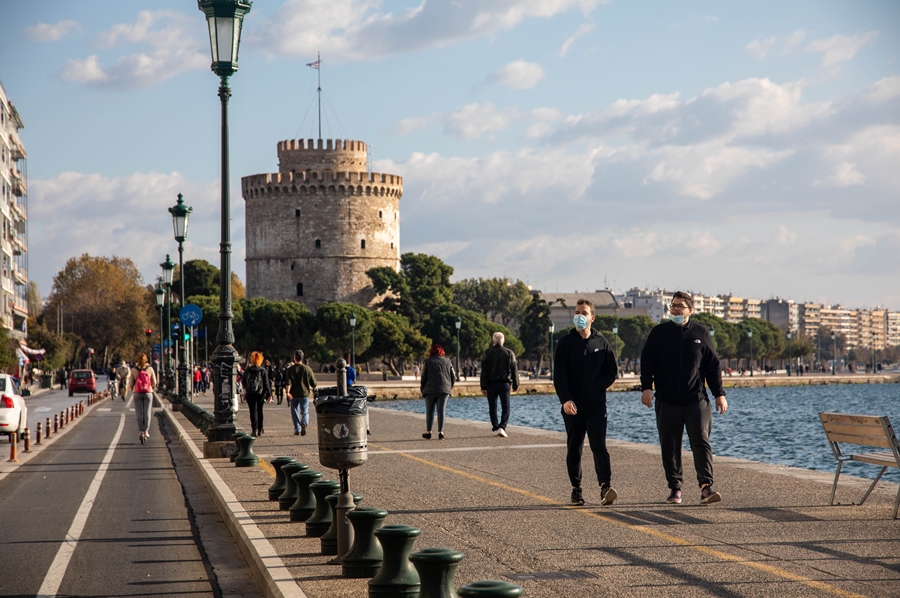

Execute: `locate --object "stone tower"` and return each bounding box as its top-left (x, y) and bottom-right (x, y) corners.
top-left (241, 138), bottom-right (402, 309)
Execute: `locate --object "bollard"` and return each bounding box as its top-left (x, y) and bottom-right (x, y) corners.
top-left (278, 462), bottom-right (310, 510)
top-left (36, 422), bottom-right (42, 445)
top-left (458, 581), bottom-right (523, 598)
top-left (54, 414), bottom-right (59, 432)
top-left (229, 432), bottom-right (246, 463)
top-left (342, 507), bottom-right (388, 578)
top-left (410, 548), bottom-right (465, 598)
top-left (47, 417), bottom-right (53, 437)
top-left (234, 435), bottom-right (259, 467)
top-left (267, 456), bottom-right (298, 500)
top-left (289, 470), bottom-right (323, 522)
top-left (23, 428), bottom-right (30, 452)
top-left (8, 432), bottom-right (19, 462)
top-left (368, 524), bottom-right (422, 598)
top-left (305, 480), bottom-right (341, 536)
top-left (321, 492), bottom-right (363, 556)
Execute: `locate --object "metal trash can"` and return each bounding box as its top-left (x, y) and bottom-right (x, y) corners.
top-left (40, 374), bottom-right (53, 389)
top-left (314, 393), bottom-right (369, 470)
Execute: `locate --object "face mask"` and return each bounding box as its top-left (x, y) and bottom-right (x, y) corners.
top-left (669, 314), bottom-right (686, 325)
top-left (573, 314), bottom-right (590, 330)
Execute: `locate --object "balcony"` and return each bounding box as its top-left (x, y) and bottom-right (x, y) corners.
top-left (10, 201), bottom-right (26, 221)
top-left (11, 265), bottom-right (26, 286)
top-left (10, 139), bottom-right (26, 161)
top-left (10, 234), bottom-right (25, 255)
top-left (10, 170), bottom-right (26, 197)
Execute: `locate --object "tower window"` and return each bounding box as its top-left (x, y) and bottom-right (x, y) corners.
top-left (295, 209), bottom-right (301, 217)
top-left (390, 243), bottom-right (394, 249)
top-left (379, 210), bottom-right (383, 218)
top-left (290, 262), bottom-right (295, 271)
top-left (315, 239), bottom-right (321, 249)
top-left (296, 283), bottom-right (304, 297)
top-left (361, 239), bottom-right (366, 249)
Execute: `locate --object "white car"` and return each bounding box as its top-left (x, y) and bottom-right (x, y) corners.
top-left (0, 374), bottom-right (27, 438)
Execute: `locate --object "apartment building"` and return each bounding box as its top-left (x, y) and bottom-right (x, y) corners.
top-left (799, 303), bottom-right (821, 338)
top-left (621, 287), bottom-right (672, 323)
top-left (888, 312), bottom-right (900, 348)
top-left (820, 307), bottom-right (860, 348)
top-left (719, 295), bottom-right (745, 324)
top-left (693, 294), bottom-right (724, 318)
top-left (541, 290), bottom-right (650, 331)
top-left (0, 81), bottom-right (28, 338)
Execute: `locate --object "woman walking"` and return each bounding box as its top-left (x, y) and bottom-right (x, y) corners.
top-left (420, 344), bottom-right (455, 439)
top-left (243, 351), bottom-right (273, 436)
top-left (129, 353), bottom-right (158, 444)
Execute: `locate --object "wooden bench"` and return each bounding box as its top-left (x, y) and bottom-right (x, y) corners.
top-left (819, 412), bottom-right (900, 519)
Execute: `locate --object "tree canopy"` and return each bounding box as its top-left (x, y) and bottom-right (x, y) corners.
top-left (453, 277), bottom-right (532, 328)
top-left (368, 253), bottom-right (454, 326)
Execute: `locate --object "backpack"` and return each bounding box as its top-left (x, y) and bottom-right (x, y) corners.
top-left (244, 367), bottom-right (264, 396)
top-left (274, 367), bottom-right (284, 384)
top-left (135, 368), bottom-right (153, 393)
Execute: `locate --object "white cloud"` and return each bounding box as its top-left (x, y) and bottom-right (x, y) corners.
top-left (560, 22), bottom-right (594, 56)
top-left (24, 20), bottom-right (81, 42)
top-left (745, 29), bottom-right (806, 58)
top-left (249, 0), bottom-right (606, 61)
top-left (806, 31), bottom-right (879, 67)
top-left (777, 225), bottom-right (796, 245)
top-left (813, 162), bottom-right (866, 187)
top-left (489, 60), bottom-right (545, 90)
top-left (60, 10), bottom-right (207, 90)
top-left (745, 36), bottom-right (776, 58)
top-left (865, 75), bottom-right (900, 103)
top-left (392, 116), bottom-right (434, 136)
top-left (443, 103), bottom-right (520, 139)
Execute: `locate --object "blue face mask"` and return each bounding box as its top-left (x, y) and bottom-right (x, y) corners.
top-left (669, 314), bottom-right (686, 325)
top-left (573, 314), bottom-right (590, 330)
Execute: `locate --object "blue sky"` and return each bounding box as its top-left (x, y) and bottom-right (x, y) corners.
top-left (2, 0), bottom-right (899, 309)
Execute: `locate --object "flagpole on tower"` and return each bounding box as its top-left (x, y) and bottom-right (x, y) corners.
top-left (316, 51), bottom-right (321, 141)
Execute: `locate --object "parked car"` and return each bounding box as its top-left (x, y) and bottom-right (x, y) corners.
top-left (69, 369), bottom-right (97, 396)
top-left (0, 374), bottom-right (27, 438)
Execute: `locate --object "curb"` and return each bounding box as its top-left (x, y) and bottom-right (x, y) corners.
top-left (161, 406), bottom-right (308, 598)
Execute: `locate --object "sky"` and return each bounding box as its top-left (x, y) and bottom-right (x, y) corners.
top-left (1, 0), bottom-right (899, 310)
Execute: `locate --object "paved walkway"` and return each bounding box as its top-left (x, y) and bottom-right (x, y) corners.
top-left (174, 392), bottom-right (900, 598)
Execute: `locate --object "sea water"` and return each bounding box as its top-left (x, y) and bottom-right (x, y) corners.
top-left (377, 384), bottom-right (900, 482)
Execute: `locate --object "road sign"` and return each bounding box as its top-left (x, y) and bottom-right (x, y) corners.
top-left (180, 304), bottom-right (203, 327)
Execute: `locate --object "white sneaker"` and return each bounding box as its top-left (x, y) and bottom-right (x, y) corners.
top-left (498, 428), bottom-right (508, 438)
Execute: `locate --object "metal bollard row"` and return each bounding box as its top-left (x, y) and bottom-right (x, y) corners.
top-left (23, 428), bottom-right (30, 452)
top-left (36, 421), bottom-right (42, 445)
top-left (7, 432), bottom-right (18, 462)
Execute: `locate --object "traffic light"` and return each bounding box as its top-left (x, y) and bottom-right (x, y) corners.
top-left (183, 333), bottom-right (190, 341)
top-left (145, 329), bottom-right (153, 337)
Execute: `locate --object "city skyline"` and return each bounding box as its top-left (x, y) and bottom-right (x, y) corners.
top-left (1, 1), bottom-right (898, 310)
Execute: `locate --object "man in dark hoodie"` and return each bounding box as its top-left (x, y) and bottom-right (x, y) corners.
top-left (640, 291), bottom-right (728, 505)
top-left (480, 332), bottom-right (520, 437)
top-left (554, 298), bottom-right (619, 506)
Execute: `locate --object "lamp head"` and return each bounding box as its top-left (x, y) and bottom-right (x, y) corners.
top-left (349, 314), bottom-right (357, 328)
top-left (155, 284), bottom-right (165, 307)
top-left (747, 329), bottom-right (753, 338)
top-left (549, 322), bottom-right (555, 333)
top-left (169, 193), bottom-right (193, 243)
top-left (198, 0), bottom-right (252, 78)
top-left (160, 254), bottom-right (175, 285)
top-left (454, 316), bottom-right (461, 330)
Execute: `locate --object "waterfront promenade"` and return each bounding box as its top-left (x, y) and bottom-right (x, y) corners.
top-left (173, 391), bottom-right (900, 598)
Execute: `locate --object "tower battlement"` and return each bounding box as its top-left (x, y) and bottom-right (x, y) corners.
top-left (277, 138), bottom-right (368, 173)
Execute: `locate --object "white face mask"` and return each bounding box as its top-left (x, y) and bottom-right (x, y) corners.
top-left (573, 314), bottom-right (590, 330)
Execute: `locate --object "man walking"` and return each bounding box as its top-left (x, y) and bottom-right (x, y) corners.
top-left (479, 332), bottom-right (519, 437)
top-left (640, 291), bottom-right (728, 505)
top-left (285, 349), bottom-right (317, 436)
top-left (554, 299), bottom-right (619, 506)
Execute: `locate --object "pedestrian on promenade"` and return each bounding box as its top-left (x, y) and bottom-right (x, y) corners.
top-left (479, 331), bottom-right (519, 437)
top-left (273, 360), bottom-right (285, 405)
top-left (128, 353), bottom-right (158, 445)
top-left (420, 344), bottom-right (455, 440)
top-left (116, 359), bottom-right (131, 401)
top-left (413, 364), bottom-right (420, 379)
top-left (193, 365), bottom-right (202, 394)
top-left (344, 353), bottom-right (357, 386)
top-left (243, 352), bottom-right (273, 437)
top-left (554, 298), bottom-right (619, 506)
top-left (640, 291), bottom-right (728, 505)
top-left (285, 349), bottom-right (317, 436)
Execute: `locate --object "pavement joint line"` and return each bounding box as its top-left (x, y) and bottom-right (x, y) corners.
top-left (37, 413), bottom-right (126, 598)
top-left (162, 407), bottom-right (307, 598)
top-left (369, 442), bottom-right (868, 598)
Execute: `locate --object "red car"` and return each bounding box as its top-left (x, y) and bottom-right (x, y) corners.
top-left (69, 369), bottom-right (97, 396)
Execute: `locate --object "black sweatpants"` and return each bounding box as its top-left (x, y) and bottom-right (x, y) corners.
top-left (561, 401), bottom-right (611, 488)
top-left (486, 382), bottom-right (511, 431)
top-left (246, 394), bottom-right (265, 433)
top-left (655, 398), bottom-right (714, 490)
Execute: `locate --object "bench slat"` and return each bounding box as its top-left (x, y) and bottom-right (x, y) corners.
top-left (822, 422), bottom-right (894, 438)
top-left (819, 412), bottom-right (887, 426)
top-left (851, 451), bottom-right (900, 467)
top-left (822, 432), bottom-right (896, 449)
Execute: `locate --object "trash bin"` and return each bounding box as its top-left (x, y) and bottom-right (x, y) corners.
top-left (314, 394), bottom-right (369, 470)
top-left (40, 374), bottom-right (53, 389)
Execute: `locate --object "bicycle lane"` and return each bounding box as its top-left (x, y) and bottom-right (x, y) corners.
top-left (0, 398), bottom-right (218, 597)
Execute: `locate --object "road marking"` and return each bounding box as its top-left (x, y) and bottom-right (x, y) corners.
top-left (366, 443), bottom-right (566, 455)
top-left (37, 414), bottom-right (126, 598)
top-left (369, 443), bottom-right (866, 598)
top-left (97, 408), bottom-right (112, 412)
top-left (35, 407), bottom-right (52, 412)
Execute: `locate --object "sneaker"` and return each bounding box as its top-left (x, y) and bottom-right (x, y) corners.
top-left (438, 432), bottom-right (445, 440)
top-left (422, 432), bottom-right (432, 440)
top-left (600, 485), bottom-right (618, 506)
top-left (666, 489), bottom-right (683, 504)
top-left (497, 428), bottom-right (508, 438)
top-left (300, 423), bottom-right (307, 436)
top-left (139, 434), bottom-right (145, 445)
top-left (294, 431), bottom-right (300, 436)
top-left (571, 487), bottom-right (585, 506)
top-left (700, 485), bottom-right (721, 504)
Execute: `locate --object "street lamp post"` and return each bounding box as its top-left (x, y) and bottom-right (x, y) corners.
top-left (198, 0), bottom-right (252, 441)
top-left (349, 314), bottom-right (357, 372)
top-left (871, 332), bottom-right (876, 374)
top-left (161, 255), bottom-right (175, 388)
top-left (455, 316), bottom-right (461, 382)
top-left (548, 322), bottom-right (555, 379)
top-left (156, 284), bottom-right (165, 384)
top-left (787, 331), bottom-right (791, 377)
top-left (831, 332), bottom-right (837, 375)
top-left (612, 324), bottom-right (619, 378)
top-left (169, 193), bottom-right (193, 406)
top-left (747, 329), bottom-right (754, 377)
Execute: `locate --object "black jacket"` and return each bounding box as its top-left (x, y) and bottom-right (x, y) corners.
top-left (243, 365), bottom-right (272, 399)
top-left (553, 329), bottom-right (617, 405)
top-left (640, 320), bottom-right (724, 406)
top-left (420, 355), bottom-right (456, 395)
top-left (480, 344), bottom-right (520, 391)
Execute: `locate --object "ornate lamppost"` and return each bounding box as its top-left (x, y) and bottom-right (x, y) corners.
top-left (169, 193), bottom-right (193, 406)
top-left (156, 284), bottom-right (165, 384)
top-left (161, 255), bottom-right (176, 389)
top-left (747, 329), bottom-right (754, 377)
top-left (831, 332), bottom-right (837, 375)
top-left (198, 0), bottom-right (252, 441)
top-left (871, 331), bottom-right (876, 374)
top-left (612, 323), bottom-right (620, 378)
top-left (548, 322), bottom-right (555, 379)
top-left (455, 316), bottom-right (462, 381)
top-left (786, 331), bottom-right (792, 376)
top-left (349, 314), bottom-right (357, 372)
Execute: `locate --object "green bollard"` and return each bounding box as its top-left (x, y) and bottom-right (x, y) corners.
top-left (368, 524), bottom-right (421, 598)
top-left (278, 462), bottom-right (310, 510)
top-left (268, 457), bottom-right (298, 500)
top-left (289, 470), bottom-right (323, 522)
top-left (234, 435), bottom-right (260, 467)
top-left (410, 548), bottom-right (465, 598)
top-left (229, 432), bottom-right (246, 462)
top-left (342, 507), bottom-right (388, 578)
top-left (321, 492), bottom-right (363, 556)
top-left (305, 480), bottom-right (341, 537)
top-left (458, 580), bottom-right (523, 598)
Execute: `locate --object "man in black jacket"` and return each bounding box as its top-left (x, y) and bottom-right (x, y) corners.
top-left (640, 291), bottom-right (728, 505)
top-left (554, 299), bottom-right (619, 506)
top-left (480, 332), bottom-right (520, 437)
